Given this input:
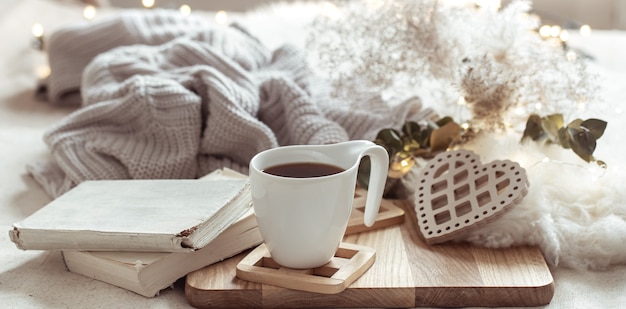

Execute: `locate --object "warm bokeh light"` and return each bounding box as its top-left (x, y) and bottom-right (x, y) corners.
top-left (35, 65), bottom-right (51, 79)
top-left (457, 96), bottom-right (466, 106)
top-left (32, 23), bottom-right (44, 38)
top-left (559, 29), bottom-right (569, 42)
top-left (538, 25), bottom-right (551, 37)
top-left (550, 25), bottom-right (561, 37)
top-left (179, 4), bottom-right (191, 16)
top-left (83, 5), bottom-right (96, 20)
top-left (142, 0), bottom-right (155, 8)
top-left (580, 24), bottom-right (592, 37)
top-left (215, 10), bottom-right (228, 25)
top-left (566, 50), bottom-right (577, 61)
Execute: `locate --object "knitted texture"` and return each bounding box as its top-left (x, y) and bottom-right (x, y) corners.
top-left (30, 10), bottom-right (427, 198)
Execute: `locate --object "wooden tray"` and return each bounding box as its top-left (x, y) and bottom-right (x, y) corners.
top-left (185, 200), bottom-right (554, 308)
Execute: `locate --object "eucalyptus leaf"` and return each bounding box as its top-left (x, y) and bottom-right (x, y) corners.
top-left (567, 118), bottom-right (583, 129)
top-left (520, 113), bottom-right (607, 164)
top-left (401, 121), bottom-right (421, 141)
top-left (430, 121), bottom-right (461, 152)
top-left (541, 113), bottom-right (564, 143)
top-left (568, 127), bottom-right (596, 162)
top-left (521, 114), bottom-right (543, 142)
top-left (388, 152), bottom-right (415, 178)
top-left (581, 119), bottom-right (607, 140)
top-left (403, 140), bottom-right (421, 152)
top-left (557, 127), bottom-right (571, 149)
top-left (375, 128), bottom-right (403, 156)
top-left (436, 116), bottom-right (454, 127)
top-left (546, 114), bottom-right (565, 128)
top-left (419, 127), bottom-right (432, 147)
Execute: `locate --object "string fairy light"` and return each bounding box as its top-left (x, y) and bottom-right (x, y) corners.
top-left (31, 22), bottom-right (50, 91)
top-left (35, 65), bottom-right (51, 79)
top-left (179, 4), bottom-right (191, 16)
top-left (31, 23), bottom-right (45, 50)
top-left (579, 24), bottom-right (592, 37)
top-left (457, 96), bottom-right (467, 106)
top-left (528, 156), bottom-right (608, 182)
top-left (142, 0), bottom-right (155, 9)
top-left (566, 50), bottom-right (577, 61)
top-left (31, 23), bottom-right (44, 38)
top-left (537, 22), bottom-right (590, 48)
top-left (28, 2), bottom-right (239, 50)
top-left (215, 10), bottom-right (228, 25)
top-left (538, 25), bottom-right (551, 38)
top-left (83, 5), bottom-right (97, 20)
top-left (559, 29), bottom-right (569, 42)
top-left (26, 0), bottom-right (234, 78)
top-left (549, 25), bottom-right (561, 37)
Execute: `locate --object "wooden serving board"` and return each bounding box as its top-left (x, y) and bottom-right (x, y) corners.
top-left (185, 200), bottom-right (554, 308)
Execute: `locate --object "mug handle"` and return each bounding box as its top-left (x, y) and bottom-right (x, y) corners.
top-left (359, 145), bottom-right (389, 227)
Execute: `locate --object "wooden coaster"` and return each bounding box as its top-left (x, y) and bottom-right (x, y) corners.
top-left (345, 188), bottom-right (405, 235)
top-left (236, 242), bottom-right (376, 294)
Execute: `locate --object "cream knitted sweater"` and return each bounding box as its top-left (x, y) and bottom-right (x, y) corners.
top-left (28, 10), bottom-right (428, 198)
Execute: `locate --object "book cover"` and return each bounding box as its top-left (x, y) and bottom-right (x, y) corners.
top-left (62, 209), bottom-right (262, 298)
top-left (10, 174), bottom-right (252, 252)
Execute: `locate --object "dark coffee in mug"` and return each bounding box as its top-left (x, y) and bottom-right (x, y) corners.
top-left (263, 162), bottom-right (344, 178)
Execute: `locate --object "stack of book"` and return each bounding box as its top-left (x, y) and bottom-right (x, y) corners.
top-left (9, 169), bottom-right (262, 297)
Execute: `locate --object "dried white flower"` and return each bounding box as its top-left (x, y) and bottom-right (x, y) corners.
top-left (307, 0), bottom-right (598, 131)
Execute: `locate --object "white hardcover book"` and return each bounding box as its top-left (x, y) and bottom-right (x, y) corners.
top-left (62, 209), bottom-right (261, 297)
top-left (10, 172), bottom-right (252, 252)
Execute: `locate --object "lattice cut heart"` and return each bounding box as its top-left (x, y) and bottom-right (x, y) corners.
top-left (414, 149), bottom-right (529, 245)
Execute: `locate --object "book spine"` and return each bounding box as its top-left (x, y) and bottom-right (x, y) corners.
top-left (10, 228), bottom-right (191, 252)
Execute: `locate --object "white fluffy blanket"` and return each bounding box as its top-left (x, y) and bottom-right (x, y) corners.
top-left (455, 131), bottom-right (626, 270)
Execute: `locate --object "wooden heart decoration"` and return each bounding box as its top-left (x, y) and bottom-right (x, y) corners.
top-left (415, 149), bottom-right (529, 245)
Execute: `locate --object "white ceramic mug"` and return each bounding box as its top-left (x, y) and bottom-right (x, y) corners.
top-left (249, 140), bottom-right (389, 269)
